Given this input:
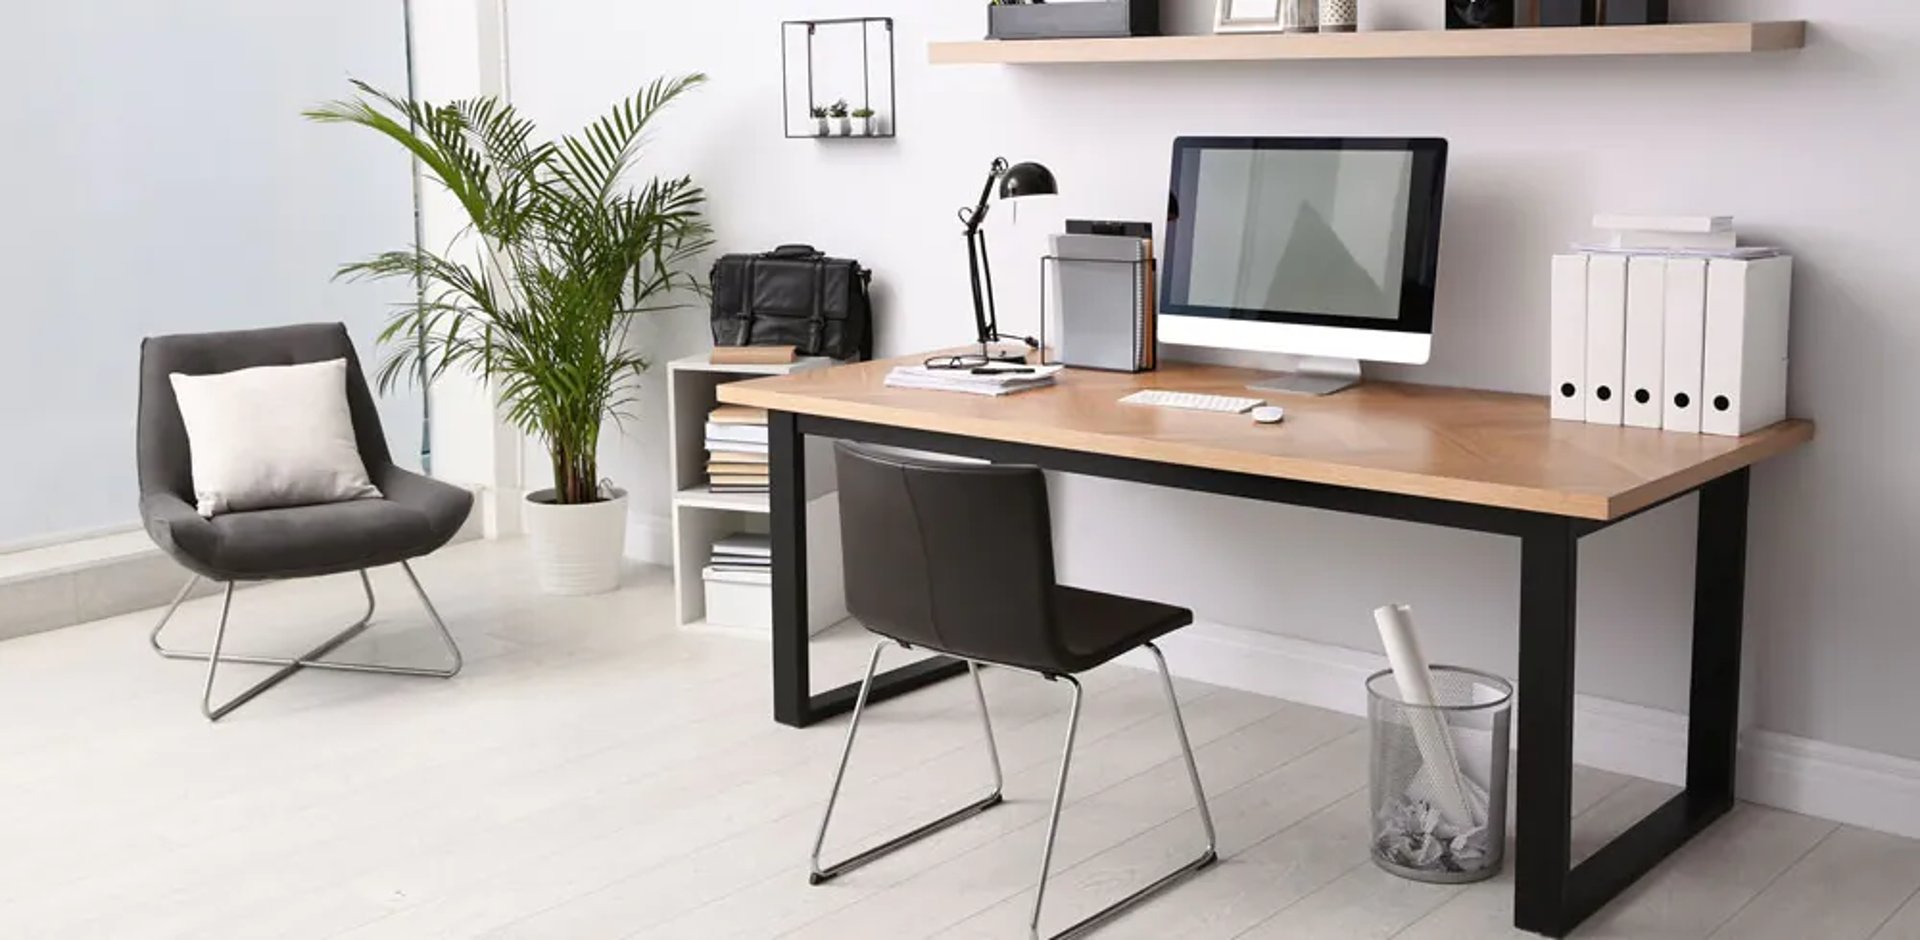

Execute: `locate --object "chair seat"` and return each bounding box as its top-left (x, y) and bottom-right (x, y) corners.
top-left (202, 499), bottom-right (438, 580)
top-left (145, 466), bottom-right (472, 582)
top-left (1050, 586), bottom-right (1194, 674)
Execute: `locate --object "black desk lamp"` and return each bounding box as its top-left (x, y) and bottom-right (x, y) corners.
top-left (959, 157), bottom-right (1057, 362)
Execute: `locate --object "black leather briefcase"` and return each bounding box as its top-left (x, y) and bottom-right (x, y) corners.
top-left (710, 245), bottom-right (873, 361)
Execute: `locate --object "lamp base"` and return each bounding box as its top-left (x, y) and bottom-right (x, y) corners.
top-left (979, 342), bottom-right (1032, 364)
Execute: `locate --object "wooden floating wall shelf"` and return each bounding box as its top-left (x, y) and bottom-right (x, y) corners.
top-left (928, 22), bottom-right (1806, 66)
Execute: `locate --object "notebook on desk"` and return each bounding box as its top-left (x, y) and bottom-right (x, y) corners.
top-left (1049, 233), bottom-right (1156, 373)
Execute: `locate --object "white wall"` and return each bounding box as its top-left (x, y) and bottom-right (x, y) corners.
top-left (498, 0), bottom-right (1919, 764)
top-left (0, 1), bottom-right (422, 547)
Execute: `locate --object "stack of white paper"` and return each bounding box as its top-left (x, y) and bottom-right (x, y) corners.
top-left (883, 363), bottom-right (1063, 397)
top-left (1579, 214), bottom-right (1780, 260)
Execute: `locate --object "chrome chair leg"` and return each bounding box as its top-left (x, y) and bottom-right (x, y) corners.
top-left (1031, 674), bottom-right (1086, 938)
top-left (1030, 644), bottom-right (1218, 940)
top-left (810, 640), bottom-right (1005, 885)
top-left (150, 561), bottom-right (463, 722)
top-left (1149, 642), bottom-right (1218, 857)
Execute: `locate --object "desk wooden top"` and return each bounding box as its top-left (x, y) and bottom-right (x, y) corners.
top-left (718, 354), bottom-right (1814, 521)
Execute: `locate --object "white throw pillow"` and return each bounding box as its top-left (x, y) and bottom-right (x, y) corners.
top-left (169, 358), bottom-right (382, 517)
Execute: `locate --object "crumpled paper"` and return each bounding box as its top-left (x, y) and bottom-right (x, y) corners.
top-left (1374, 795), bottom-right (1493, 875)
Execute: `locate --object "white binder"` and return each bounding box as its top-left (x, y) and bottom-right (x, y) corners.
top-left (1549, 254), bottom-right (1588, 422)
top-left (1661, 259), bottom-right (1709, 433)
top-left (1584, 254), bottom-right (1628, 426)
top-left (1623, 256), bottom-right (1667, 429)
top-left (1702, 256), bottom-right (1794, 437)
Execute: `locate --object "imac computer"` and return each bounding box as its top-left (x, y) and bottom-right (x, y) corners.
top-left (1159, 136), bottom-right (1448, 395)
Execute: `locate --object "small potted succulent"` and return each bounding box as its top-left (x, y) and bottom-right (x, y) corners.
top-left (826, 98), bottom-right (851, 137)
top-left (851, 106), bottom-right (877, 137)
top-left (808, 104), bottom-right (829, 137)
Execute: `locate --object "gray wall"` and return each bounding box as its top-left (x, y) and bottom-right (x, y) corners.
top-left (1, 1), bottom-right (422, 546)
top-left (502, 0), bottom-right (1919, 761)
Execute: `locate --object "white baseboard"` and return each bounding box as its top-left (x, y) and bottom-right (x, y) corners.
top-left (1, 486), bottom-right (488, 642)
top-left (627, 514), bottom-right (673, 566)
top-left (1118, 621), bottom-right (1920, 840)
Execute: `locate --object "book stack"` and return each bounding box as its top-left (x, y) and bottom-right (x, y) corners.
top-left (703, 533), bottom-right (771, 586)
top-left (706, 405), bottom-right (770, 494)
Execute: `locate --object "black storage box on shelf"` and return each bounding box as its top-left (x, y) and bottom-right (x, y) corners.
top-left (1447, 0), bottom-right (1513, 29)
top-left (987, 0), bottom-right (1158, 40)
top-left (1600, 0), bottom-right (1668, 25)
top-left (1532, 0), bottom-right (1597, 27)
top-left (710, 244), bottom-right (873, 361)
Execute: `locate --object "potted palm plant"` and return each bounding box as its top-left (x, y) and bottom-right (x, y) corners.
top-left (808, 104), bottom-right (830, 136)
top-left (827, 98), bottom-right (851, 136)
top-left (307, 75), bottom-right (713, 595)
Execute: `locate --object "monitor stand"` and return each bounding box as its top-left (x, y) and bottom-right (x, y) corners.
top-left (1245, 356), bottom-right (1363, 397)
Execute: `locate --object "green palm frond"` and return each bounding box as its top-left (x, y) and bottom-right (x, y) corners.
top-left (311, 76), bottom-right (711, 505)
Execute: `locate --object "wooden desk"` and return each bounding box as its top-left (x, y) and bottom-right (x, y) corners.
top-left (720, 354), bottom-right (1814, 938)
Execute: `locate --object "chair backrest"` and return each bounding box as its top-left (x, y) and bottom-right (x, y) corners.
top-left (137, 322), bottom-right (392, 502)
top-left (834, 442), bottom-right (1066, 671)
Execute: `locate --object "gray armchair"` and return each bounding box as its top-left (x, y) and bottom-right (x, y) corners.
top-left (138, 322), bottom-right (469, 721)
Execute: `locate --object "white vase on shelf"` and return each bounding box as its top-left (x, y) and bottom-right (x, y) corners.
top-left (1320, 0), bottom-right (1356, 31)
top-left (1281, 0), bottom-right (1319, 32)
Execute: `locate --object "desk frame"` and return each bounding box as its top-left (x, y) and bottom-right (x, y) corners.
top-left (769, 411), bottom-right (1747, 938)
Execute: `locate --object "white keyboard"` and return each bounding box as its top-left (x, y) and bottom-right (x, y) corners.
top-left (1119, 390), bottom-right (1266, 414)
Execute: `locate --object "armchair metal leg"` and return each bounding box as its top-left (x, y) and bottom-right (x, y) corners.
top-left (810, 640), bottom-right (1005, 885)
top-left (1030, 643), bottom-right (1217, 940)
top-left (149, 561), bottom-right (463, 722)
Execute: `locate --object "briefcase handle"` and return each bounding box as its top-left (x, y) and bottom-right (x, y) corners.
top-left (767, 244), bottom-right (823, 260)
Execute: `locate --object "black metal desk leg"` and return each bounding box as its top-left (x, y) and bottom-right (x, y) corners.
top-left (770, 411), bottom-right (813, 727)
top-left (1688, 468), bottom-right (1750, 799)
top-left (1513, 472), bottom-right (1753, 936)
top-left (1515, 518), bottom-right (1581, 935)
top-left (769, 414), bottom-right (975, 729)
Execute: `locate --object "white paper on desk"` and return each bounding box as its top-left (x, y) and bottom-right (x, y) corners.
top-left (884, 364), bottom-right (1062, 397)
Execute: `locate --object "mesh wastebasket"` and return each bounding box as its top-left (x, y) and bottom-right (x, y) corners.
top-left (1367, 666), bottom-right (1513, 883)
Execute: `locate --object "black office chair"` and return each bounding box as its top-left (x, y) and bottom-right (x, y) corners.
top-left (138, 323), bottom-right (470, 721)
top-left (811, 443), bottom-right (1217, 939)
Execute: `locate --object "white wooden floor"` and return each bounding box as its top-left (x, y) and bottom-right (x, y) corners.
top-left (5, 538), bottom-right (1920, 940)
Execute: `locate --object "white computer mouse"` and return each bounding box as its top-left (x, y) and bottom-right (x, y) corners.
top-left (1252, 405), bottom-right (1287, 425)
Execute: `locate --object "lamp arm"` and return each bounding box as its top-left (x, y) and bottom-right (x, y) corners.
top-left (966, 229), bottom-right (991, 346)
top-left (961, 157), bottom-right (1010, 236)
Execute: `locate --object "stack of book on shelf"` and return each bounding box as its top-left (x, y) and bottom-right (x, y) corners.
top-left (706, 405), bottom-right (769, 494)
top-left (703, 533), bottom-right (771, 587)
top-left (702, 533), bottom-right (772, 630)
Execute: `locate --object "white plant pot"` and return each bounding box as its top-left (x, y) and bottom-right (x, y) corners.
top-left (831, 116), bottom-right (850, 136)
top-left (523, 486), bottom-right (628, 595)
top-left (812, 117), bottom-right (829, 137)
top-left (851, 116), bottom-right (872, 136)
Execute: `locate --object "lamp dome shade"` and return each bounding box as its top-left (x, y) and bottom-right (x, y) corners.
top-left (998, 162), bottom-right (1058, 200)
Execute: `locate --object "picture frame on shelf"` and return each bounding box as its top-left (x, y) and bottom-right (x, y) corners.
top-left (1215, 0), bottom-right (1319, 34)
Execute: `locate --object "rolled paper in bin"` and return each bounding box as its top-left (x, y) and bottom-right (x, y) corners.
top-left (1373, 604), bottom-right (1482, 831)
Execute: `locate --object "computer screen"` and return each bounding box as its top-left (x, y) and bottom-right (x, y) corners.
top-left (1184, 148), bottom-right (1412, 320)
top-left (1161, 137), bottom-right (1446, 342)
